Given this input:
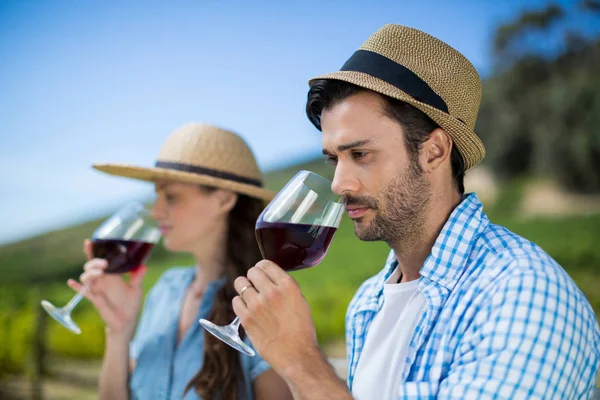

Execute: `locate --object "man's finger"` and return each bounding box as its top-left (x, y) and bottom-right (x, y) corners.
top-left (247, 265), bottom-right (275, 291)
top-left (256, 259), bottom-right (292, 285)
top-left (232, 296), bottom-right (249, 319)
top-left (234, 276), bottom-right (258, 304)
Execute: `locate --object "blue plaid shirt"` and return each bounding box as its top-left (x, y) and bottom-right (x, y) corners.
top-left (345, 193), bottom-right (600, 399)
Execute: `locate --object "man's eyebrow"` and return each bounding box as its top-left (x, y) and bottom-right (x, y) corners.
top-left (322, 139), bottom-right (372, 155)
top-left (337, 139), bottom-right (371, 152)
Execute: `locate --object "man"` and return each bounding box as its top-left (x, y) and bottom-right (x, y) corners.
top-left (232, 24), bottom-right (600, 399)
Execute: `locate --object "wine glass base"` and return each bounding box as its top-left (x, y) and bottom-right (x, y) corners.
top-left (199, 318), bottom-right (255, 356)
top-left (41, 300), bottom-right (82, 335)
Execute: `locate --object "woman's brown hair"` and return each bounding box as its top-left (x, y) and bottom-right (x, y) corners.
top-left (185, 189), bottom-right (264, 399)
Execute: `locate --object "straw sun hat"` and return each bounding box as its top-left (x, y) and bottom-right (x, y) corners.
top-left (309, 24), bottom-right (486, 170)
top-left (93, 123), bottom-right (275, 202)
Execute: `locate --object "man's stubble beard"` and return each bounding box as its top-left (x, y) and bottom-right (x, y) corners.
top-left (351, 161), bottom-right (431, 247)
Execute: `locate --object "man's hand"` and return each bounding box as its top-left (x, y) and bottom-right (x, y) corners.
top-left (233, 260), bottom-right (353, 399)
top-left (233, 260), bottom-right (319, 375)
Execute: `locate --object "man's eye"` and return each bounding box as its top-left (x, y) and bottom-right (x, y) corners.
top-left (326, 156), bottom-right (338, 166)
top-left (352, 151), bottom-right (366, 160)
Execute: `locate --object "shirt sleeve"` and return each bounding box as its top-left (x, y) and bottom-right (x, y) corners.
top-left (129, 272), bottom-right (167, 360)
top-left (243, 335), bottom-right (272, 380)
top-left (395, 262), bottom-right (600, 399)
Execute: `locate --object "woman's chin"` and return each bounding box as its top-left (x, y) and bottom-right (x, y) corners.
top-left (163, 238), bottom-right (193, 254)
top-left (162, 238), bottom-right (180, 252)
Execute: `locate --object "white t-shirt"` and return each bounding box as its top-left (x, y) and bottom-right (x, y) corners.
top-left (352, 267), bottom-right (427, 400)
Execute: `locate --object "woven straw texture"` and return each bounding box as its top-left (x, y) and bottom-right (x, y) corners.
top-left (93, 123), bottom-right (274, 201)
top-left (310, 24), bottom-right (486, 170)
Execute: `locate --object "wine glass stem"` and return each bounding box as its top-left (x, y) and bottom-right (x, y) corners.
top-left (64, 285), bottom-right (89, 312)
top-left (231, 317), bottom-right (241, 329)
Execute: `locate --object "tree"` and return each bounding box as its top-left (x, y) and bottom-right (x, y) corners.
top-left (476, 2), bottom-right (600, 192)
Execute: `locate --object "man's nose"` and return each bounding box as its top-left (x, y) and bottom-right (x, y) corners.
top-left (331, 162), bottom-right (359, 196)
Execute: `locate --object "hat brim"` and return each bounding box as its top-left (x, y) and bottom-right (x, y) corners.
top-left (93, 163), bottom-right (275, 202)
top-left (309, 71), bottom-right (485, 170)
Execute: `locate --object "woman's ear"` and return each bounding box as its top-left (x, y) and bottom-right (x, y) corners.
top-left (215, 190), bottom-right (238, 213)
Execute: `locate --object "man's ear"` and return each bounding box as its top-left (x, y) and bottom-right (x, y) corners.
top-left (419, 128), bottom-right (453, 173)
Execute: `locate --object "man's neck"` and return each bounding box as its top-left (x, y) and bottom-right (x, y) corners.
top-left (392, 190), bottom-right (462, 283)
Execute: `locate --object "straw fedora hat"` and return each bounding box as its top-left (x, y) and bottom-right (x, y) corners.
top-left (309, 24), bottom-right (485, 170)
top-left (93, 123), bottom-right (275, 202)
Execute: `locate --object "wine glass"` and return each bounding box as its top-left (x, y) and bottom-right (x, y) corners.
top-left (199, 170), bottom-right (344, 356)
top-left (41, 201), bottom-right (161, 334)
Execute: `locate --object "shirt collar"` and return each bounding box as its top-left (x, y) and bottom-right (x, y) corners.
top-left (172, 267), bottom-right (227, 295)
top-left (368, 193), bottom-right (488, 296)
top-left (419, 193), bottom-right (488, 291)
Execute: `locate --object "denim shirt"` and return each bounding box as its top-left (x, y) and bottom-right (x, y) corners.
top-left (129, 267), bottom-right (270, 399)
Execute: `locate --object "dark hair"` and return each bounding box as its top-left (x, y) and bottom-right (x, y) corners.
top-left (185, 190), bottom-right (264, 399)
top-left (306, 79), bottom-right (465, 194)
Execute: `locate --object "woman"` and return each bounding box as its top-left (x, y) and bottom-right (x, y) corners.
top-left (68, 123), bottom-right (292, 399)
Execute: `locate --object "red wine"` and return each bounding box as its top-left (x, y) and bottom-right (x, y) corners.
top-left (255, 222), bottom-right (337, 272)
top-left (91, 239), bottom-right (154, 274)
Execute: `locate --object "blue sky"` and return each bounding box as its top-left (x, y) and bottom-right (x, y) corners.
top-left (0, 0), bottom-right (594, 244)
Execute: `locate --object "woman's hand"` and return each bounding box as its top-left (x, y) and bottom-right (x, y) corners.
top-left (67, 239), bottom-right (147, 339)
